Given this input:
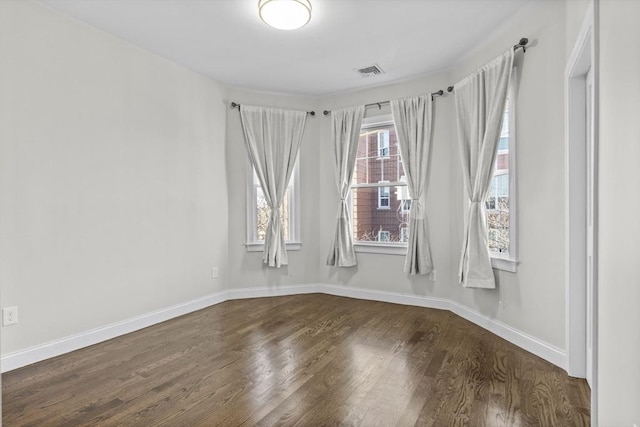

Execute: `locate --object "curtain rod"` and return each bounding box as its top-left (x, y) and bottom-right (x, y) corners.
top-left (447, 37), bottom-right (528, 93)
top-left (230, 102), bottom-right (316, 116)
top-left (322, 89), bottom-right (444, 116)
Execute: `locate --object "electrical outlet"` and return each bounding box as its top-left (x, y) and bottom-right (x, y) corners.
top-left (2, 306), bottom-right (18, 326)
top-left (212, 266), bottom-right (219, 279)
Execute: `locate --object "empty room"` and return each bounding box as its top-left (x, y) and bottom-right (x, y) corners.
top-left (1, 0), bottom-right (638, 425)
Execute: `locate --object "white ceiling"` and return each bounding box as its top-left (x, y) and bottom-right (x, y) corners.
top-left (39, 0), bottom-right (530, 96)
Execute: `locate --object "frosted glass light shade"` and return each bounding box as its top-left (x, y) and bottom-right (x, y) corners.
top-left (259, 0), bottom-right (312, 30)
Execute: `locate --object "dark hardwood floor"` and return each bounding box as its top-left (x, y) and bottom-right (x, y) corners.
top-left (2, 294), bottom-right (590, 426)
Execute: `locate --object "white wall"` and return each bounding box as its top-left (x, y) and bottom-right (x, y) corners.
top-left (0, 1), bottom-right (228, 353)
top-left (597, 0), bottom-right (640, 425)
top-left (225, 87), bottom-right (320, 289)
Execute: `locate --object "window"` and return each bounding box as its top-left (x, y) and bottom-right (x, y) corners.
top-left (377, 129), bottom-right (390, 158)
top-left (377, 183), bottom-right (390, 209)
top-left (377, 230), bottom-right (391, 242)
top-left (246, 161), bottom-right (300, 251)
top-left (485, 76), bottom-right (517, 271)
top-left (351, 115), bottom-right (409, 253)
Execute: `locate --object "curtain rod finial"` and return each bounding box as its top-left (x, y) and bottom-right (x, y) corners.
top-left (447, 86), bottom-right (454, 93)
top-left (515, 37), bottom-right (529, 52)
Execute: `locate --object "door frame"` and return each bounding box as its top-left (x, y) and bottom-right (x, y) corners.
top-left (584, 66), bottom-right (594, 387)
top-left (564, 0), bottom-right (597, 420)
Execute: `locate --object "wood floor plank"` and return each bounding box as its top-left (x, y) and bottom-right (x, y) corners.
top-left (2, 294), bottom-right (590, 426)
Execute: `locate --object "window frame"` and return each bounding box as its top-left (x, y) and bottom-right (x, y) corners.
top-left (488, 70), bottom-right (518, 272)
top-left (245, 158), bottom-right (302, 252)
top-left (352, 113), bottom-right (408, 256)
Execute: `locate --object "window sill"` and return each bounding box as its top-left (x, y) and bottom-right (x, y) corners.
top-left (491, 256), bottom-right (518, 273)
top-left (246, 241), bottom-right (302, 252)
top-left (355, 242), bottom-right (407, 256)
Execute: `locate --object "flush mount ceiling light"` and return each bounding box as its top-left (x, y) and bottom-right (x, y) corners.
top-left (259, 0), bottom-right (312, 30)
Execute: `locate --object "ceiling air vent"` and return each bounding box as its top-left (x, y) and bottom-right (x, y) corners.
top-left (356, 64), bottom-right (384, 78)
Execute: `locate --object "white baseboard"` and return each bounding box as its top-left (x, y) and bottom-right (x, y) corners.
top-left (0, 291), bottom-right (227, 373)
top-left (318, 284), bottom-right (565, 368)
top-left (1, 283), bottom-right (565, 373)
top-left (223, 284), bottom-right (323, 300)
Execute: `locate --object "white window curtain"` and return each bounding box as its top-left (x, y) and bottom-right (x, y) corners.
top-left (454, 49), bottom-right (515, 288)
top-left (239, 105), bottom-right (307, 268)
top-left (391, 95), bottom-right (434, 275)
top-left (326, 106), bottom-right (365, 267)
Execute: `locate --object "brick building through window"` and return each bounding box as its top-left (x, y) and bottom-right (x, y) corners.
top-left (352, 124), bottom-right (410, 243)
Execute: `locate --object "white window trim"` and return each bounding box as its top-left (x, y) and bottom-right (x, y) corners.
top-left (354, 242), bottom-right (407, 256)
top-left (490, 255), bottom-right (517, 272)
top-left (489, 69), bottom-right (518, 272)
top-left (245, 158), bottom-right (302, 252)
top-left (351, 113), bottom-right (408, 255)
top-left (245, 241), bottom-right (302, 252)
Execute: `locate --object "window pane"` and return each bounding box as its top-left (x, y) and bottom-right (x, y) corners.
top-left (487, 96), bottom-right (510, 254)
top-left (378, 185), bottom-right (390, 208)
top-left (378, 130), bottom-right (390, 157)
top-left (487, 174), bottom-right (510, 253)
top-left (353, 125), bottom-right (403, 185)
top-left (256, 186), bottom-right (290, 241)
top-left (501, 99), bottom-right (509, 137)
top-left (497, 136), bottom-right (509, 151)
top-left (353, 186), bottom-right (410, 243)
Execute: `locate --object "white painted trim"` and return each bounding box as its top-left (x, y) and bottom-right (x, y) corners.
top-left (354, 242), bottom-right (407, 256)
top-left (1, 283), bottom-right (565, 374)
top-left (507, 65), bottom-right (519, 268)
top-left (361, 113), bottom-right (393, 127)
top-left (491, 256), bottom-right (518, 273)
top-left (449, 300), bottom-right (564, 367)
top-left (564, 1), bottom-right (595, 383)
top-left (245, 241), bottom-right (303, 252)
top-left (223, 284), bottom-right (322, 300)
top-left (319, 284), bottom-right (452, 311)
top-left (0, 291), bottom-right (228, 373)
